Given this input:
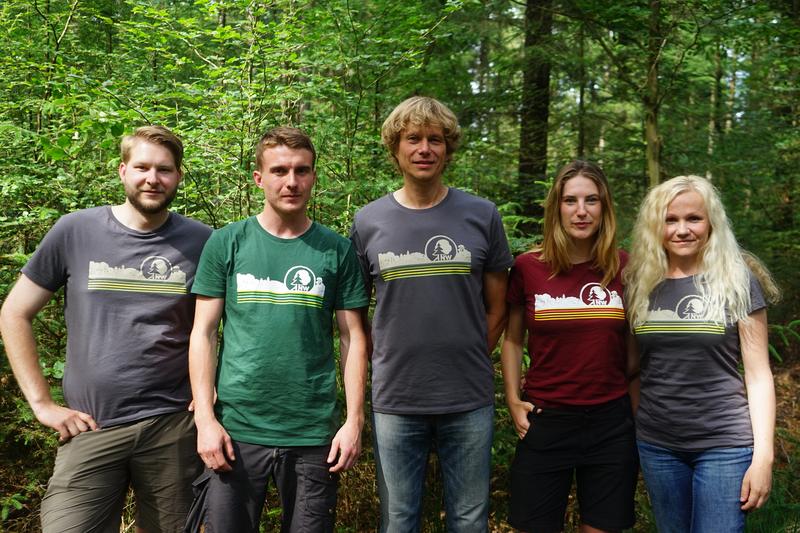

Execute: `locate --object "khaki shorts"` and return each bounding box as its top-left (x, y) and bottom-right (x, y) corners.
top-left (41, 410), bottom-right (202, 533)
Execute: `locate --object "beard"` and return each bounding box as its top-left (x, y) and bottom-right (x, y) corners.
top-left (125, 186), bottom-right (178, 215)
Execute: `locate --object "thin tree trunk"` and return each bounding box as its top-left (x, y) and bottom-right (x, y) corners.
top-left (518, 0), bottom-right (552, 229)
top-left (644, 0), bottom-right (662, 187)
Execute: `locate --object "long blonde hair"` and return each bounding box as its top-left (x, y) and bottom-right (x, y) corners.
top-left (625, 175), bottom-right (765, 327)
top-left (535, 160), bottom-right (620, 287)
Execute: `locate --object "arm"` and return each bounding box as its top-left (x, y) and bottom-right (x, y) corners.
top-left (327, 308), bottom-right (368, 472)
top-left (484, 269), bottom-right (509, 354)
top-left (500, 304), bottom-right (535, 439)
top-left (626, 332), bottom-right (641, 414)
top-left (739, 308), bottom-right (775, 511)
top-left (0, 274), bottom-right (98, 441)
top-left (188, 296), bottom-right (235, 472)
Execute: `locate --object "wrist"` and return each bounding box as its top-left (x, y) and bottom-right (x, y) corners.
top-left (344, 413), bottom-right (365, 428)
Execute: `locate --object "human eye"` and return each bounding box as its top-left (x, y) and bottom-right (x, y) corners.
top-left (585, 195), bottom-right (600, 204)
top-left (562, 197), bottom-right (576, 205)
top-left (665, 215), bottom-right (677, 224)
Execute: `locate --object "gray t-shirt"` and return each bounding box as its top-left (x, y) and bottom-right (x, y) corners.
top-left (634, 273), bottom-right (766, 451)
top-left (22, 206), bottom-right (212, 428)
top-left (351, 188), bottom-right (513, 414)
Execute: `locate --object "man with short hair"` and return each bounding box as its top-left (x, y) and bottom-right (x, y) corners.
top-left (0, 125), bottom-right (212, 532)
top-left (350, 96), bottom-right (513, 532)
top-left (189, 126), bottom-right (368, 532)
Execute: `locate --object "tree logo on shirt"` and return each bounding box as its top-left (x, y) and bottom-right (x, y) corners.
top-left (284, 266), bottom-right (316, 292)
top-left (141, 256), bottom-right (173, 280)
top-left (579, 283), bottom-right (610, 306)
top-left (425, 235), bottom-right (458, 261)
top-left (676, 295), bottom-right (706, 319)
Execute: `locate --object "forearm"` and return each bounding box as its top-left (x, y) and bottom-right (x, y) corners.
top-left (340, 333), bottom-right (367, 427)
top-left (500, 340), bottom-right (524, 405)
top-left (746, 371), bottom-right (776, 463)
top-left (189, 330), bottom-right (219, 423)
top-left (486, 309), bottom-right (508, 354)
top-left (0, 312), bottom-right (55, 413)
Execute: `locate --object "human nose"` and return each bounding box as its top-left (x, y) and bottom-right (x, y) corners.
top-left (284, 171), bottom-right (299, 188)
top-left (144, 169), bottom-right (158, 184)
top-left (576, 200), bottom-right (587, 216)
top-left (417, 139), bottom-right (431, 154)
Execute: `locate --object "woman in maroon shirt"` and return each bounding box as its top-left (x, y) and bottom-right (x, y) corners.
top-left (501, 160), bottom-right (638, 533)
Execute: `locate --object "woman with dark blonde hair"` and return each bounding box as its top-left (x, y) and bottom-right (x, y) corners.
top-left (625, 175), bottom-right (778, 532)
top-left (501, 160), bottom-right (638, 533)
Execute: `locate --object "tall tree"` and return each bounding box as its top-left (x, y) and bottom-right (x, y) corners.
top-left (518, 0), bottom-right (553, 228)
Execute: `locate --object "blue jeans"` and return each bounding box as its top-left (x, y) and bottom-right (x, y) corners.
top-left (637, 440), bottom-right (752, 533)
top-left (372, 405), bottom-right (494, 533)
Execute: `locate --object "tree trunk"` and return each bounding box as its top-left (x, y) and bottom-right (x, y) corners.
top-left (644, 0), bottom-right (662, 187)
top-left (518, 0), bottom-right (552, 229)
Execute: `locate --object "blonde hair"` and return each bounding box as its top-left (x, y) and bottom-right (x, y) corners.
top-left (624, 175), bottom-right (774, 327)
top-left (120, 125), bottom-right (184, 169)
top-left (534, 160), bottom-right (620, 287)
top-left (381, 96), bottom-right (461, 169)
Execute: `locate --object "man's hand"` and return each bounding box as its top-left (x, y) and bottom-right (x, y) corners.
top-left (196, 418), bottom-right (235, 472)
top-left (327, 420), bottom-right (362, 473)
top-left (34, 401), bottom-right (98, 442)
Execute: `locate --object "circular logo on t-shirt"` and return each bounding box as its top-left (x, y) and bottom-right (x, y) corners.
top-left (285, 266), bottom-right (316, 292)
top-left (425, 235), bottom-right (457, 262)
top-left (141, 256), bottom-right (172, 280)
top-left (580, 283), bottom-right (610, 306)
top-left (676, 294), bottom-right (706, 319)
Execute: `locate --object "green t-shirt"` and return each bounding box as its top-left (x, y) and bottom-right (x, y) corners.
top-left (192, 218), bottom-right (368, 446)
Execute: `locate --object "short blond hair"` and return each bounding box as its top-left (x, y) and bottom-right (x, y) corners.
top-left (120, 125), bottom-right (183, 169)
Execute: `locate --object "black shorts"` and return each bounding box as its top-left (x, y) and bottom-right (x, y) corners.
top-left (508, 395), bottom-right (638, 532)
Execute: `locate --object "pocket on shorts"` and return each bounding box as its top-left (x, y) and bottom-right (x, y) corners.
top-left (183, 469), bottom-right (213, 533)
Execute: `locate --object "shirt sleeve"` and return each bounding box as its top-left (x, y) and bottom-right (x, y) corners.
top-left (506, 255), bottom-right (526, 306)
top-left (484, 205), bottom-right (514, 272)
top-left (21, 215), bottom-right (72, 292)
top-left (335, 240), bottom-right (370, 310)
top-left (191, 229), bottom-right (228, 298)
top-left (348, 221), bottom-right (373, 301)
top-left (747, 270), bottom-right (767, 314)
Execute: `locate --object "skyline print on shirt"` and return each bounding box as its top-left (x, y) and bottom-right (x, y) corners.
top-left (378, 234), bottom-right (472, 281)
top-left (534, 282), bottom-right (625, 321)
top-left (87, 256), bottom-right (187, 294)
top-left (236, 265), bottom-right (326, 308)
top-left (634, 293), bottom-right (726, 335)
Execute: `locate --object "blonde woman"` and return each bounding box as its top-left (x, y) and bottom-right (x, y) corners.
top-left (625, 175), bottom-right (778, 532)
top-left (502, 160), bottom-right (638, 533)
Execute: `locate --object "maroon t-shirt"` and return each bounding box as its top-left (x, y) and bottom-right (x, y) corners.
top-left (507, 251), bottom-right (629, 407)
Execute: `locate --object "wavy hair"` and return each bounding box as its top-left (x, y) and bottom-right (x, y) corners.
top-left (534, 160), bottom-right (620, 287)
top-left (624, 175), bottom-right (766, 327)
top-left (381, 96), bottom-right (461, 170)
